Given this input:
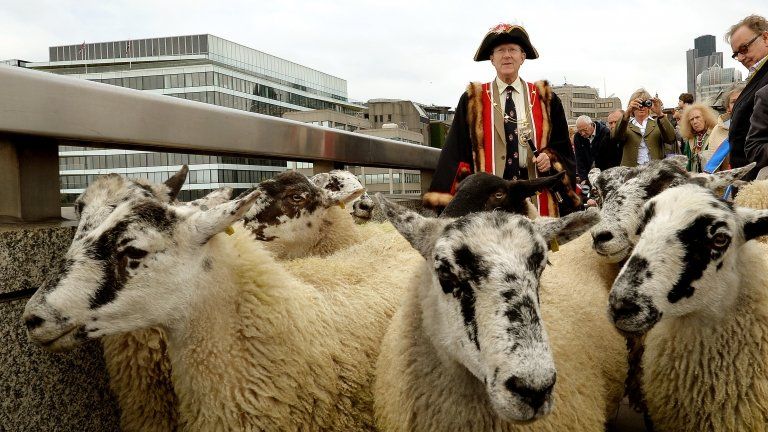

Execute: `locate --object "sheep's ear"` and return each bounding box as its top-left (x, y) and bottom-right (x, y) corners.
top-left (737, 207), bottom-right (768, 241)
top-left (186, 189), bottom-right (261, 244)
top-left (533, 207), bottom-right (600, 248)
top-left (376, 193), bottom-right (445, 259)
top-left (587, 168), bottom-right (602, 187)
top-left (692, 162), bottom-right (756, 190)
top-left (163, 165), bottom-right (189, 201)
top-left (325, 187), bottom-right (365, 207)
top-left (509, 171), bottom-right (565, 197)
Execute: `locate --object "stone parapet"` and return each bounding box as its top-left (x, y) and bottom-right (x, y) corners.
top-left (0, 223), bottom-right (120, 431)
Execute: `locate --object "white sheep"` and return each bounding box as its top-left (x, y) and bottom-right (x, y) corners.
top-left (309, 169), bottom-right (374, 223)
top-left (373, 196), bottom-right (628, 431)
top-left (24, 185), bottom-right (421, 431)
top-left (241, 170), bottom-right (386, 259)
top-left (99, 169), bottom-right (385, 431)
top-left (608, 183), bottom-right (768, 432)
top-left (587, 159), bottom-right (756, 417)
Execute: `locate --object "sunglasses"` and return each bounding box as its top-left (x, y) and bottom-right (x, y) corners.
top-left (731, 33), bottom-right (762, 59)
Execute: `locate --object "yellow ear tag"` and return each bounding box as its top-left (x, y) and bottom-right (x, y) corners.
top-left (550, 237), bottom-right (559, 252)
top-left (225, 226), bottom-right (235, 236)
top-left (338, 202), bottom-right (346, 209)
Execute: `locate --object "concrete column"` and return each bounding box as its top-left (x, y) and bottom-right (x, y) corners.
top-left (0, 136), bottom-right (61, 222)
top-left (419, 169), bottom-right (433, 197)
top-left (311, 160), bottom-right (345, 175)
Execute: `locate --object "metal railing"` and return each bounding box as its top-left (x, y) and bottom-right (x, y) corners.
top-left (0, 65), bottom-right (440, 222)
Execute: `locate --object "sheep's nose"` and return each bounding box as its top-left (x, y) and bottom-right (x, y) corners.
top-left (24, 314), bottom-right (45, 331)
top-left (356, 200), bottom-right (373, 211)
top-left (505, 376), bottom-right (555, 412)
top-left (611, 299), bottom-right (641, 321)
top-left (592, 230), bottom-right (614, 245)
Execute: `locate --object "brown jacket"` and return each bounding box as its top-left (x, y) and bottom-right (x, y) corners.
top-left (613, 115), bottom-right (676, 167)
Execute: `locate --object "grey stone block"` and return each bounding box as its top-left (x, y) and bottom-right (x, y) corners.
top-left (0, 224), bottom-right (120, 432)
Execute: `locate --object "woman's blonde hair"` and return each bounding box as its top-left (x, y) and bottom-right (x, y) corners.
top-left (628, 88), bottom-right (651, 104)
top-left (679, 103), bottom-right (719, 139)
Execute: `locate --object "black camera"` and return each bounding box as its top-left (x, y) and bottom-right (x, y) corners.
top-left (639, 99), bottom-right (653, 107)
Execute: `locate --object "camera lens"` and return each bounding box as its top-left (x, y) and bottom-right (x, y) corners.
top-left (641, 100), bottom-right (653, 107)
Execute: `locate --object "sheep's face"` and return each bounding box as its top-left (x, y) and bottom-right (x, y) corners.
top-left (609, 185), bottom-right (768, 334)
top-left (23, 189), bottom-right (261, 352)
top-left (72, 166), bottom-right (188, 241)
top-left (378, 194), bottom-right (600, 422)
top-left (243, 171), bottom-right (363, 245)
top-left (310, 170), bottom-right (372, 222)
top-left (590, 159), bottom-right (755, 264)
top-left (441, 172), bottom-right (565, 218)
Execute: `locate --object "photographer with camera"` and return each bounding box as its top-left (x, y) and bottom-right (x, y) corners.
top-left (612, 88), bottom-right (676, 167)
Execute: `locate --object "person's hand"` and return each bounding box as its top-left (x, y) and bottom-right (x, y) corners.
top-left (535, 152), bottom-right (551, 172)
top-left (587, 198), bottom-right (597, 207)
top-left (627, 98), bottom-right (642, 118)
top-left (652, 97), bottom-right (664, 117)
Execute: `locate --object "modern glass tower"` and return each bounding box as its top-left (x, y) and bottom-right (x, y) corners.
top-left (24, 34), bottom-right (366, 203)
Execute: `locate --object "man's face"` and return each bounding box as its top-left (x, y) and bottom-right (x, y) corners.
top-left (576, 122), bottom-right (595, 138)
top-left (677, 100), bottom-right (686, 109)
top-left (730, 26), bottom-right (768, 69)
top-left (607, 112), bottom-right (621, 131)
top-left (490, 43), bottom-right (525, 80)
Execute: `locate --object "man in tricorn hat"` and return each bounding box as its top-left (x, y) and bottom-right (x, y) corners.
top-left (424, 23), bottom-right (579, 216)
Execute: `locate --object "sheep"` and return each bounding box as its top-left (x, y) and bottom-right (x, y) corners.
top-left (309, 169), bottom-right (374, 223)
top-left (586, 159), bottom-right (757, 419)
top-left (373, 196), bottom-right (628, 431)
top-left (23, 184), bottom-right (422, 431)
top-left (68, 167), bottom-right (235, 432)
top-left (241, 170), bottom-right (387, 259)
top-left (608, 183), bottom-right (768, 432)
top-left (588, 157), bottom-right (755, 263)
top-left (100, 169), bottom-right (385, 431)
top-left (440, 171), bottom-right (566, 219)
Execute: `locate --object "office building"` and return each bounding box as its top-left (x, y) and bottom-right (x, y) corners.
top-left (21, 34), bottom-right (365, 203)
top-left (552, 84), bottom-right (622, 124)
top-left (696, 63), bottom-right (743, 108)
top-left (686, 35), bottom-right (724, 96)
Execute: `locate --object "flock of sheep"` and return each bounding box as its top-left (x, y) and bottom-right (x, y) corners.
top-left (21, 157), bottom-right (768, 432)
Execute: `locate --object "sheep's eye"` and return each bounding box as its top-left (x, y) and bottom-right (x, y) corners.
top-left (290, 194), bottom-right (305, 203)
top-left (122, 246), bottom-right (148, 260)
top-left (712, 233), bottom-right (730, 249)
top-left (493, 191), bottom-right (506, 200)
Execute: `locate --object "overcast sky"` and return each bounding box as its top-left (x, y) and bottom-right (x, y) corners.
top-left (1, 0), bottom-right (763, 108)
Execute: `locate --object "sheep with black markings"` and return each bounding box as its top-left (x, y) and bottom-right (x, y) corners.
top-left (609, 183), bottom-right (768, 432)
top-left (24, 185), bottom-right (421, 431)
top-left (100, 169), bottom-right (383, 431)
top-left (373, 196), bottom-right (628, 431)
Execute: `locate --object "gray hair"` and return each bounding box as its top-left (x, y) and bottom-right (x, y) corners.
top-left (575, 115), bottom-right (593, 126)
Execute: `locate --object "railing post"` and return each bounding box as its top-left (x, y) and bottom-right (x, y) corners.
top-left (311, 160), bottom-right (345, 175)
top-left (0, 135), bottom-right (61, 222)
top-left (419, 169), bottom-right (433, 197)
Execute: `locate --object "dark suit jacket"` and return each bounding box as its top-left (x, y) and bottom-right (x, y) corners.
top-left (729, 59), bottom-right (768, 179)
top-left (745, 85), bottom-right (768, 175)
top-left (573, 121), bottom-right (619, 181)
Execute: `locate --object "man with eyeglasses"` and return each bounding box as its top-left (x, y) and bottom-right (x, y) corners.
top-left (725, 14), bottom-right (768, 179)
top-left (424, 23), bottom-right (578, 216)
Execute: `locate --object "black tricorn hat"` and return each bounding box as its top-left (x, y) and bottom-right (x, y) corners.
top-left (474, 23), bottom-right (539, 61)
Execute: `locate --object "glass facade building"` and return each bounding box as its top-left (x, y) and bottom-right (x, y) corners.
top-left (25, 34), bottom-right (365, 203)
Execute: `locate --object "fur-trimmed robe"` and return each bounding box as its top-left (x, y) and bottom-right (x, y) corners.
top-left (425, 80), bottom-right (578, 216)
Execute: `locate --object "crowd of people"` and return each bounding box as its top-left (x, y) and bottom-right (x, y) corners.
top-left (425, 13), bottom-right (768, 213)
